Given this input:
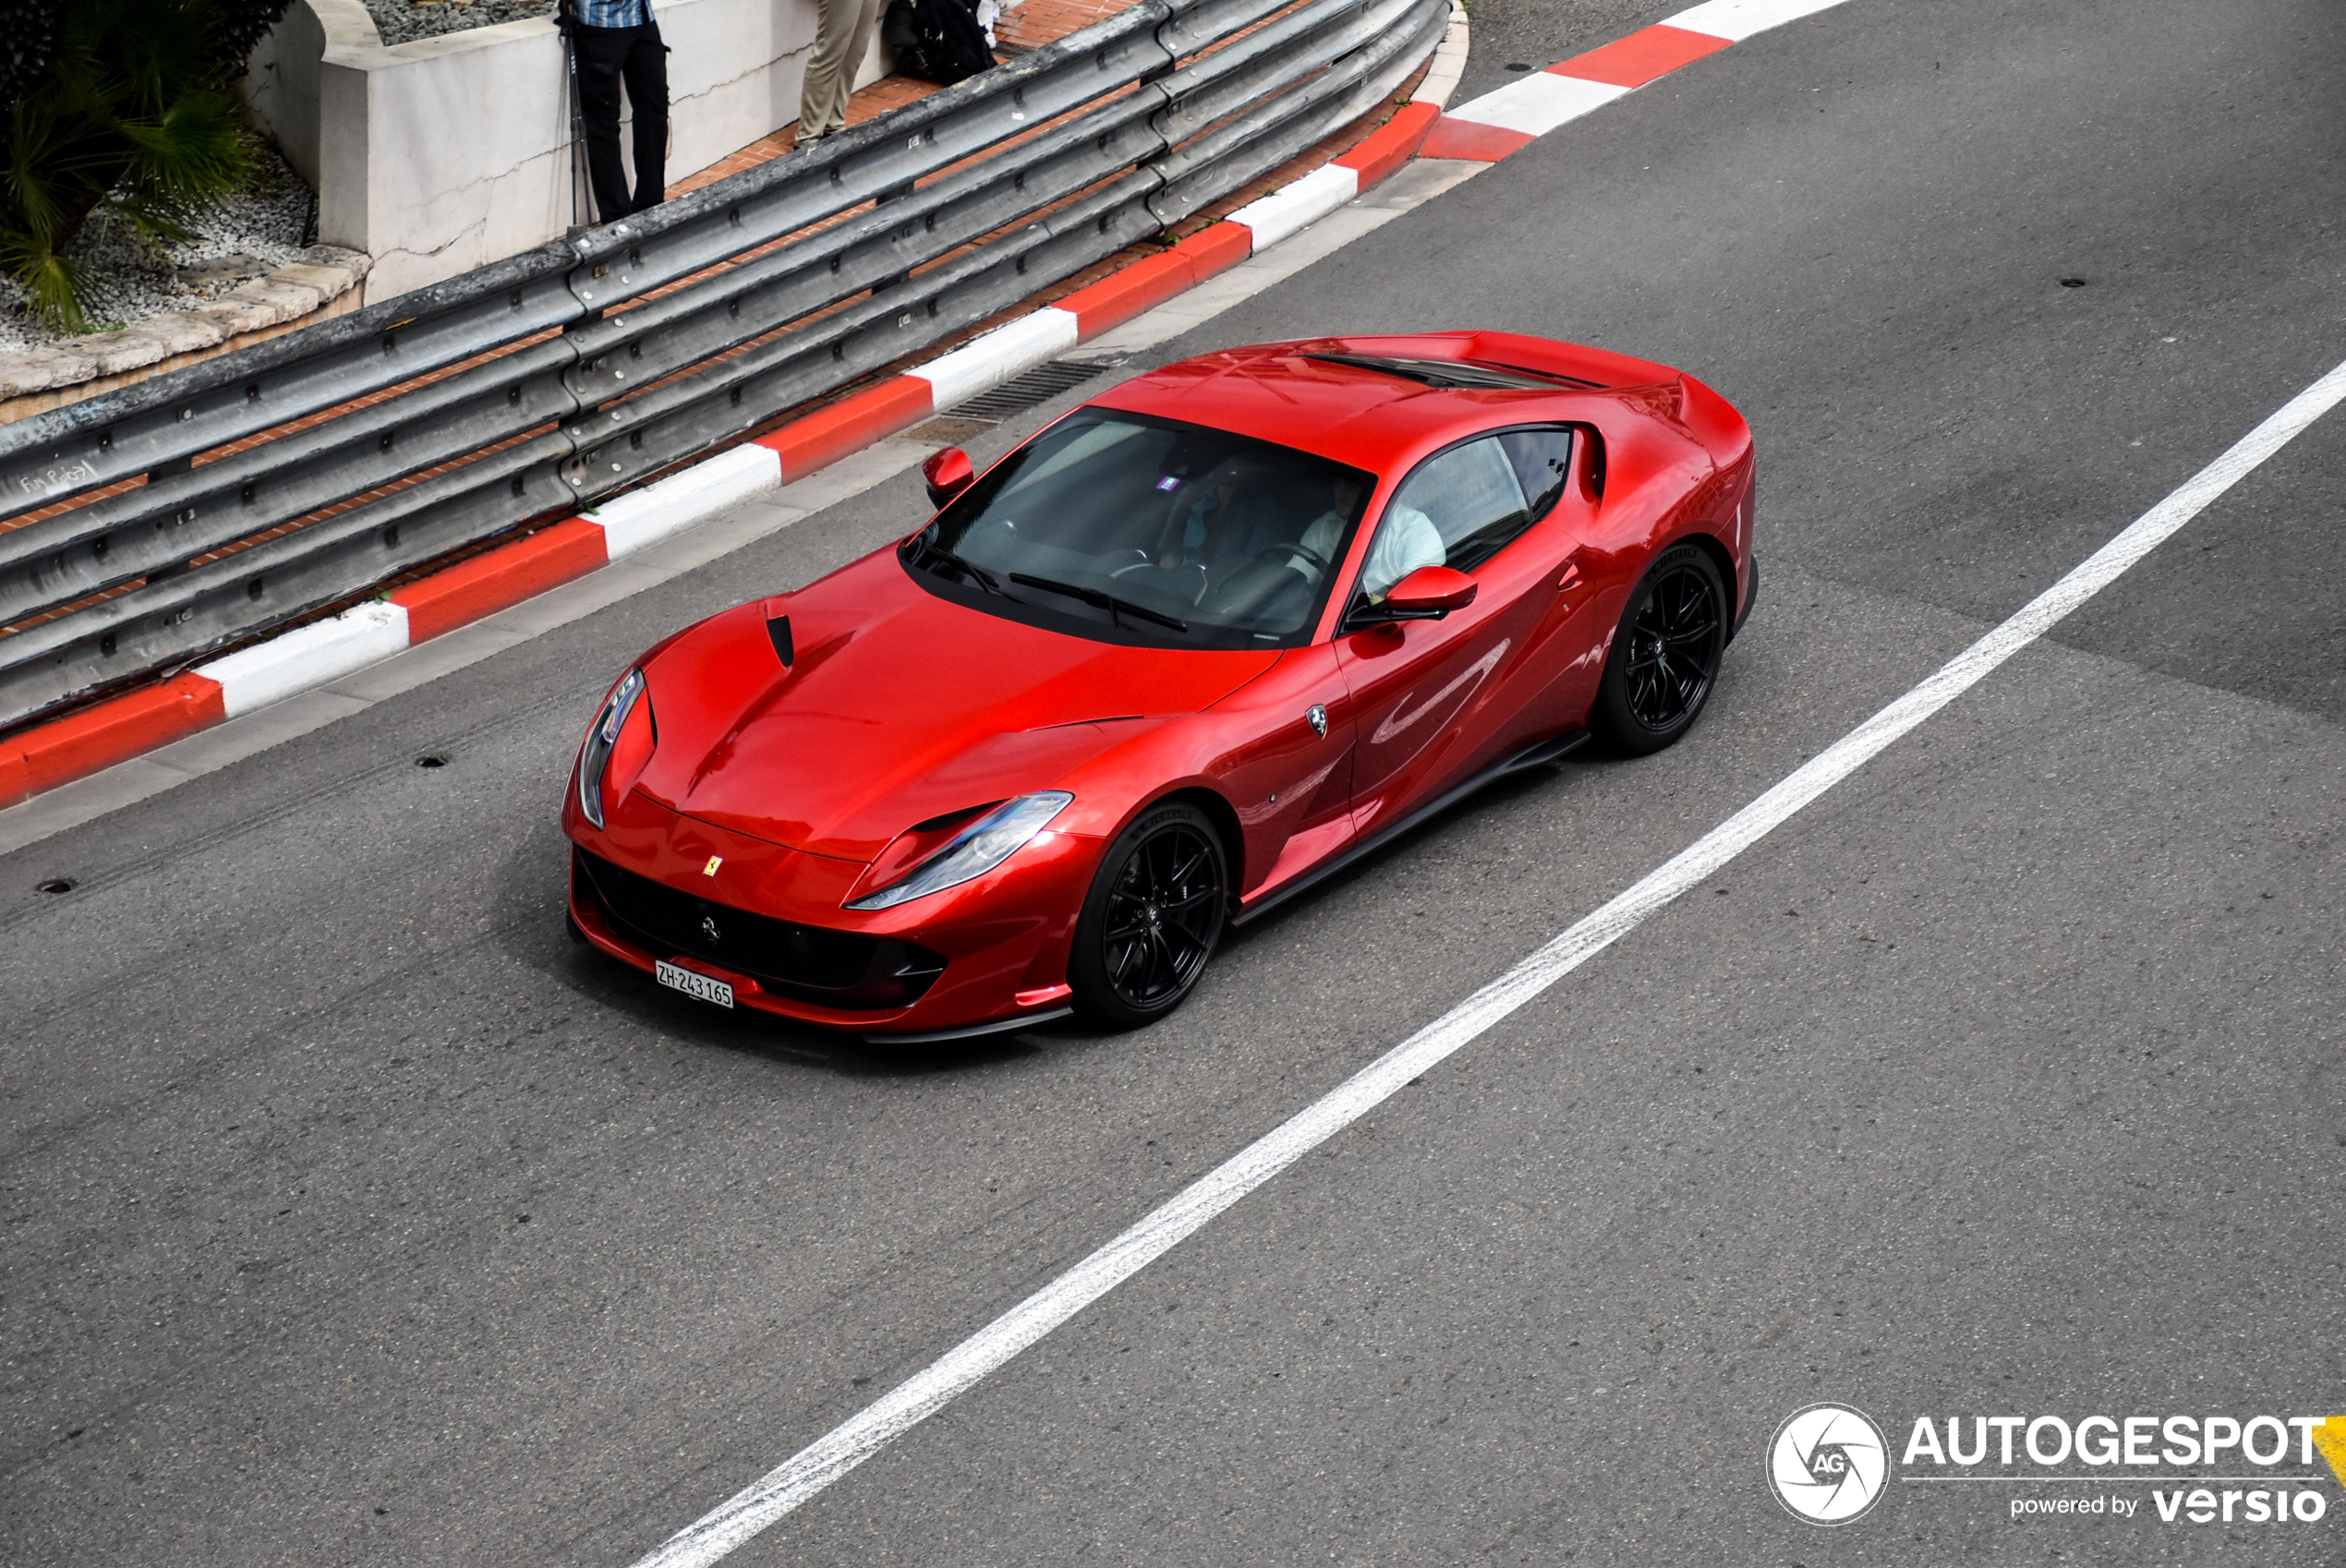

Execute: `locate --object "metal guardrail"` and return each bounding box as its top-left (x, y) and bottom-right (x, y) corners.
top-left (0, 0), bottom-right (1445, 731)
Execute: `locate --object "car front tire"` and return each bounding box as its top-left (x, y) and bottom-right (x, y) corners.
top-left (1068, 800), bottom-right (1227, 1030)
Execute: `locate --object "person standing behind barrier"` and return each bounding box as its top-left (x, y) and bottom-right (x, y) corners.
top-left (798, 0), bottom-right (885, 145)
top-left (559, 0), bottom-right (671, 223)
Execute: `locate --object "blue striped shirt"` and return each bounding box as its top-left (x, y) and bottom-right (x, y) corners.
top-left (571, 0), bottom-right (652, 29)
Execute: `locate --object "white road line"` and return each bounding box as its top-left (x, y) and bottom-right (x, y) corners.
top-left (629, 358), bottom-right (2346, 1568)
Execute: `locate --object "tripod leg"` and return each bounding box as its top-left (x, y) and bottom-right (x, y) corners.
top-left (566, 39), bottom-right (591, 233)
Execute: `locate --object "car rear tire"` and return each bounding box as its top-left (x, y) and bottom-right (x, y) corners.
top-left (1590, 543), bottom-right (1728, 755)
top-left (1069, 800), bottom-right (1227, 1030)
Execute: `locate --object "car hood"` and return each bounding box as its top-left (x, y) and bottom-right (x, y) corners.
top-left (632, 553), bottom-right (1280, 862)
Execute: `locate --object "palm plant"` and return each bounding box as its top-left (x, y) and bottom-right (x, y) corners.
top-left (1, 0), bottom-right (291, 333)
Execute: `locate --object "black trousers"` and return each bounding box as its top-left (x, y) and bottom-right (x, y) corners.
top-left (573, 21), bottom-right (669, 223)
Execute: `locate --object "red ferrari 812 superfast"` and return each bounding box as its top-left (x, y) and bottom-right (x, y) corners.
top-left (562, 332), bottom-right (1755, 1040)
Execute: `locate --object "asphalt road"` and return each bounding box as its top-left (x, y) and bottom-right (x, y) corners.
top-left (6, 0), bottom-right (2343, 1563)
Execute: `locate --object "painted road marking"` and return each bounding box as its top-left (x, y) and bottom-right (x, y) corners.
top-left (1433, 0), bottom-right (1851, 159)
top-left (1664, 0), bottom-right (1849, 44)
top-left (623, 362), bottom-right (2346, 1568)
top-left (1443, 71), bottom-right (1628, 138)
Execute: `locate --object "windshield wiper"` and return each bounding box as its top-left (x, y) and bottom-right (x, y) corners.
top-left (1010, 573), bottom-right (1190, 633)
top-left (910, 534), bottom-right (1005, 595)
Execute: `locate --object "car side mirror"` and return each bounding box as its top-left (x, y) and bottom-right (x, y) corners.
top-left (923, 447), bottom-right (974, 509)
top-left (1348, 565), bottom-right (1478, 630)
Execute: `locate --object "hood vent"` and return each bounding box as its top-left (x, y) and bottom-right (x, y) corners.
top-left (1302, 353), bottom-right (1596, 391)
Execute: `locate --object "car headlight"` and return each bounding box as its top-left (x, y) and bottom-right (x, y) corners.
top-left (577, 668), bottom-right (653, 829)
top-left (846, 791), bottom-right (1072, 911)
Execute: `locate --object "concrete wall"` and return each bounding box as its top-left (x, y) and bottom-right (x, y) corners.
top-left (245, 0), bottom-right (890, 302)
top-left (245, 0), bottom-right (328, 188)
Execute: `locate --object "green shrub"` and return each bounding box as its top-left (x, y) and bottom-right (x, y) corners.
top-left (1, 0), bottom-right (292, 332)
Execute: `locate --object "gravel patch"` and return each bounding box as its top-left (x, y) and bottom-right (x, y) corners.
top-left (0, 143), bottom-right (316, 355)
top-left (366, 0), bottom-right (557, 47)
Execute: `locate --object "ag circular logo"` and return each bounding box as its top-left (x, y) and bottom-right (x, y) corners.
top-left (1768, 1403), bottom-right (1889, 1526)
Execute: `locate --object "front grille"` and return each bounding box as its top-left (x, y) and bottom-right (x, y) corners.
top-left (576, 850), bottom-right (945, 1010)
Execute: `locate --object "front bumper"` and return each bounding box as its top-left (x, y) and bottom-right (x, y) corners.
top-left (575, 847), bottom-right (949, 1008)
top-left (563, 789), bottom-right (1099, 1037)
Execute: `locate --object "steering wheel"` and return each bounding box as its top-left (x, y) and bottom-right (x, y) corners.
top-left (1264, 541), bottom-right (1331, 576)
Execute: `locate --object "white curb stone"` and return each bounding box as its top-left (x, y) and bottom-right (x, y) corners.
top-left (200, 600), bottom-right (412, 718)
top-left (913, 308), bottom-right (1082, 409)
top-left (1445, 72), bottom-right (1629, 136)
top-left (591, 444), bottom-right (784, 560)
top-left (1663, 0), bottom-right (1844, 43)
top-left (1230, 165), bottom-right (1362, 253)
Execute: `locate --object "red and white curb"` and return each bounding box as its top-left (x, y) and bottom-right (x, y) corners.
top-left (0, 98), bottom-right (1448, 810)
top-left (1425, 0), bottom-right (1844, 159)
top-left (0, 0), bottom-right (1847, 814)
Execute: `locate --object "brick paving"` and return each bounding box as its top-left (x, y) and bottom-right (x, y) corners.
top-left (669, 0), bottom-right (1140, 200)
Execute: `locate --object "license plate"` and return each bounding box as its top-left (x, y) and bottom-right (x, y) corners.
top-left (656, 959), bottom-right (733, 1008)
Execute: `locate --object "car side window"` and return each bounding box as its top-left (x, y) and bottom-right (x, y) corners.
top-left (1360, 436), bottom-right (1533, 600)
top-left (1497, 428), bottom-right (1575, 524)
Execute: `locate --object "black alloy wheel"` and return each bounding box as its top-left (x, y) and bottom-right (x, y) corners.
top-left (1069, 800), bottom-right (1227, 1029)
top-left (1590, 543), bottom-right (1729, 754)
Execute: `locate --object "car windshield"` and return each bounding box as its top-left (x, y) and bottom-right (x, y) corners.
top-left (902, 411), bottom-right (1375, 650)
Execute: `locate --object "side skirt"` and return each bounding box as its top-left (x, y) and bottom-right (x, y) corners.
top-left (865, 1006), bottom-right (1075, 1044)
top-left (1230, 729), bottom-right (1591, 929)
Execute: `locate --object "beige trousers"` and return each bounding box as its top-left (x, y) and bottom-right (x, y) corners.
top-left (799, 0), bottom-right (887, 139)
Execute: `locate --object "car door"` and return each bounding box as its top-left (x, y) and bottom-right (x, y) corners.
top-left (1481, 425), bottom-right (1613, 739)
top-left (1207, 641), bottom-right (1360, 902)
top-left (1336, 430), bottom-right (1575, 836)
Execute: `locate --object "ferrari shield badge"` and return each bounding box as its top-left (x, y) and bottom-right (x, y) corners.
top-left (702, 855), bottom-right (722, 876)
top-left (1307, 704), bottom-right (1328, 738)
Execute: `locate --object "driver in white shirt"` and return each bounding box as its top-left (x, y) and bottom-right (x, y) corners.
top-left (1294, 476), bottom-right (1444, 601)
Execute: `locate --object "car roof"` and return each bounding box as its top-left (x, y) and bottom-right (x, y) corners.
top-left (1086, 332), bottom-right (1684, 474)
